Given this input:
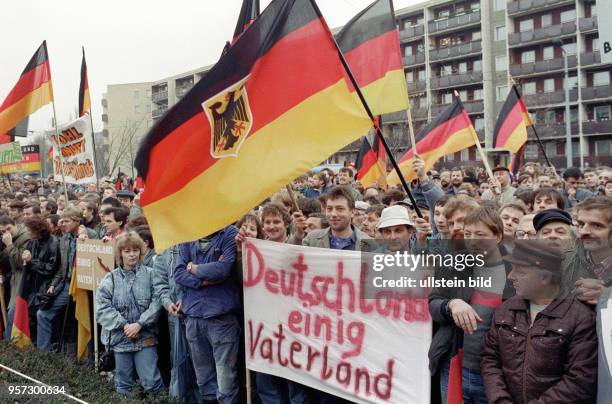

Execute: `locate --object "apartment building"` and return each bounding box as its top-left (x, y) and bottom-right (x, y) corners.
top-left (334, 0), bottom-right (611, 169)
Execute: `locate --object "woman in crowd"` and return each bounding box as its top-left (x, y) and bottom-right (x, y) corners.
top-left (96, 232), bottom-right (164, 396)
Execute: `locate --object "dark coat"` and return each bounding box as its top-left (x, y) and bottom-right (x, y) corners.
top-left (480, 290), bottom-right (597, 404)
top-left (22, 235), bottom-right (61, 307)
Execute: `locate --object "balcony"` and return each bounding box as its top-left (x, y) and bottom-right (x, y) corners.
top-left (404, 53), bottom-right (425, 66)
top-left (582, 120), bottom-right (612, 135)
top-left (430, 40), bottom-right (481, 62)
top-left (101, 99), bottom-right (107, 108)
top-left (382, 106), bottom-right (428, 123)
top-left (507, 0), bottom-right (574, 17)
top-left (581, 85), bottom-right (612, 101)
top-left (509, 55), bottom-right (577, 76)
top-left (101, 114), bottom-right (108, 123)
top-left (430, 71), bottom-right (483, 89)
top-left (464, 100), bottom-right (484, 114)
top-left (408, 80), bottom-right (427, 93)
top-left (152, 90), bottom-right (168, 103)
top-left (152, 106), bottom-right (168, 118)
top-left (532, 122), bottom-right (579, 138)
top-left (176, 85), bottom-right (193, 98)
top-left (400, 24), bottom-right (424, 41)
top-left (523, 89), bottom-right (578, 106)
top-left (579, 16), bottom-right (597, 32)
top-left (508, 22), bottom-right (576, 47)
top-left (580, 51), bottom-right (601, 67)
top-left (428, 11), bottom-right (481, 34)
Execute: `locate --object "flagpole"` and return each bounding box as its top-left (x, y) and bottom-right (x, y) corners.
top-left (82, 47), bottom-right (101, 190)
top-left (406, 106), bottom-right (418, 157)
top-left (310, 0), bottom-right (422, 218)
top-left (51, 101), bottom-right (70, 204)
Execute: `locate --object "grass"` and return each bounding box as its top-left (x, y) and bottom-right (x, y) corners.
top-left (0, 341), bottom-right (175, 403)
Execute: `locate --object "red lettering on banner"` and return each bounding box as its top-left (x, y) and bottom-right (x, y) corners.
top-left (273, 324), bottom-right (288, 367)
top-left (320, 345), bottom-right (333, 381)
top-left (354, 367), bottom-right (371, 396)
top-left (306, 345), bottom-right (321, 372)
top-left (336, 361), bottom-right (351, 387)
top-left (244, 243), bottom-right (264, 287)
top-left (247, 320), bottom-right (263, 358)
top-left (265, 269), bottom-right (279, 293)
top-left (288, 310), bottom-right (302, 334)
top-left (374, 359), bottom-right (395, 400)
top-left (289, 341), bottom-right (303, 369)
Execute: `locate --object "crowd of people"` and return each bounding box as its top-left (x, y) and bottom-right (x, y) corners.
top-left (0, 160), bottom-right (611, 404)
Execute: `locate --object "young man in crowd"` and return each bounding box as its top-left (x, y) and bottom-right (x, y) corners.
top-left (23, 203), bottom-right (41, 220)
top-left (8, 200), bottom-right (26, 223)
top-left (117, 189), bottom-right (143, 218)
top-left (447, 167), bottom-right (464, 195)
top-left (101, 206), bottom-right (129, 240)
top-left (584, 167), bottom-right (599, 193)
top-left (481, 239), bottom-right (597, 404)
top-left (302, 172), bottom-right (327, 198)
top-left (498, 201), bottom-right (527, 252)
top-left (361, 204), bottom-right (384, 238)
top-left (562, 167), bottom-right (595, 209)
top-left (533, 187), bottom-right (564, 213)
top-left (481, 167), bottom-right (517, 205)
top-left (337, 167), bottom-right (361, 202)
top-left (174, 224), bottom-right (241, 404)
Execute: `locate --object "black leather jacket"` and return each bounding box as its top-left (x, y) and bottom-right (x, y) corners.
top-left (22, 234), bottom-right (61, 305)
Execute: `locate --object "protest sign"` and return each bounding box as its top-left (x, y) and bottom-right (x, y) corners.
top-left (0, 141), bottom-right (23, 166)
top-left (76, 240), bottom-right (114, 291)
top-left (0, 144), bottom-right (41, 174)
top-left (600, 0), bottom-right (612, 64)
top-left (242, 239), bottom-right (432, 404)
top-left (48, 114), bottom-right (97, 184)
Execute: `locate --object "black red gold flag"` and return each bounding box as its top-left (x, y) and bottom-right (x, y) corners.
top-left (78, 47), bottom-right (91, 117)
top-left (10, 269), bottom-right (32, 349)
top-left (355, 118), bottom-right (387, 188)
top-left (0, 41), bottom-right (53, 135)
top-left (388, 98), bottom-right (478, 184)
top-left (135, 0), bottom-right (372, 250)
top-left (492, 84), bottom-right (532, 153)
top-left (336, 0), bottom-right (408, 115)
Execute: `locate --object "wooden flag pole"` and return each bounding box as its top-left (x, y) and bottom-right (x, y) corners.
top-left (406, 106), bottom-right (418, 158)
top-left (246, 368), bottom-right (253, 404)
top-left (0, 283), bottom-right (8, 331)
top-left (285, 185), bottom-right (299, 212)
top-left (312, 0), bottom-right (423, 218)
top-left (51, 101), bottom-right (70, 204)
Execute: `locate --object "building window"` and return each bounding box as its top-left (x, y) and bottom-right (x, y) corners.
top-left (473, 88), bottom-right (483, 100)
top-left (494, 0), bottom-right (505, 11)
top-left (560, 9), bottom-right (576, 23)
top-left (521, 50), bottom-right (535, 64)
top-left (134, 105), bottom-right (140, 114)
top-left (495, 55), bottom-right (507, 71)
top-left (592, 4), bottom-right (597, 16)
top-left (442, 93), bottom-right (453, 104)
top-left (404, 46), bottom-right (413, 56)
top-left (541, 14), bottom-right (552, 27)
top-left (474, 117), bottom-right (484, 131)
top-left (544, 78), bottom-right (555, 93)
top-left (418, 69), bottom-right (426, 81)
top-left (594, 105), bottom-right (612, 121)
top-left (545, 142), bottom-right (558, 157)
top-left (133, 91), bottom-right (139, 99)
top-left (593, 71), bottom-right (611, 86)
top-left (441, 64), bottom-right (452, 76)
top-left (496, 85), bottom-right (508, 101)
top-left (595, 140), bottom-right (611, 156)
top-left (525, 144), bottom-right (539, 159)
top-left (458, 62), bottom-right (467, 74)
top-left (437, 9), bottom-right (450, 19)
top-left (145, 89), bottom-right (151, 98)
top-left (495, 25), bottom-right (506, 41)
top-left (522, 82), bottom-right (536, 95)
top-left (520, 19), bottom-right (534, 32)
top-left (565, 75), bottom-right (578, 89)
top-left (460, 148), bottom-right (469, 160)
top-left (543, 46), bottom-right (554, 60)
top-left (571, 141), bottom-right (588, 157)
top-left (593, 37), bottom-right (599, 51)
top-left (470, 2), bottom-right (480, 12)
top-left (406, 71), bottom-right (414, 83)
top-left (472, 31), bottom-right (481, 41)
top-left (473, 59), bottom-right (482, 72)
top-left (545, 110), bottom-right (556, 124)
top-left (458, 90), bottom-right (468, 101)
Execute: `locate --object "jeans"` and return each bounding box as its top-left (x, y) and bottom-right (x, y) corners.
top-left (255, 372), bottom-right (310, 404)
top-left (36, 282), bottom-right (71, 351)
top-left (185, 314), bottom-right (240, 404)
top-left (114, 346), bottom-right (165, 395)
top-left (440, 361), bottom-right (487, 404)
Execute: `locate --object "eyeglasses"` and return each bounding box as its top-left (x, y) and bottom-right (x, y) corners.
top-left (515, 230), bottom-right (537, 239)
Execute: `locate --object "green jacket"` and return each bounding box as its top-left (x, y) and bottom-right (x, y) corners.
top-left (562, 243), bottom-right (612, 289)
top-left (7, 225), bottom-right (31, 309)
top-left (302, 226), bottom-right (377, 252)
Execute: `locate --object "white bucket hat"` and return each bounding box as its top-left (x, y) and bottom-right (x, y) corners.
top-left (376, 205), bottom-right (415, 230)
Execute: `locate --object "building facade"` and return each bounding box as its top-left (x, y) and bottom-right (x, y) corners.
top-left (335, 0), bottom-right (611, 170)
top-left (101, 82), bottom-right (153, 176)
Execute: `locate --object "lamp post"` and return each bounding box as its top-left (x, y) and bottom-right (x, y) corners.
top-left (553, 39), bottom-right (573, 168)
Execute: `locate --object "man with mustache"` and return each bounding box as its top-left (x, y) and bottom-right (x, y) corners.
top-left (562, 196), bottom-right (612, 305)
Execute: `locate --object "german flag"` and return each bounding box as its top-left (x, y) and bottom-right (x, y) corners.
top-left (0, 41), bottom-right (53, 135)
top-left (508, 143), bottom-right (525, 176)
top-left (69, 265), bottom-right (91, 362)
top-left (232, 0), bottom-right (260, 43)
top-left (336, 0), bottom-right (408, 116)
top-left (355, 118), bottom-right (387, 188)
top-left (78, 47), bottom-right (91, 117)
top-left (492, 84), bottom-right (532, 154)
top-left (135, 0), bottom-right (372, 250)
top-left (387, 98), bottom-right (478, 184)
top-left (10, 268), bottom-right (32, 349)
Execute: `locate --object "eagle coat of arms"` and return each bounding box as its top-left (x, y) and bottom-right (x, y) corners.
top-left (202, 77), bottom-right (253, 158)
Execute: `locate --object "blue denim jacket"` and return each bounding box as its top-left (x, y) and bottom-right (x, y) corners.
top-left (152, 246), bottom-right (183, 311)
top-left (174, 225), bottom-right (240, 319)
top-left (96, 264), bottom-right (161, 352)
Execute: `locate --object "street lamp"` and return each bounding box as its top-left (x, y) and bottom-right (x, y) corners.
top-left (553, 38), bottom-right (573, 168)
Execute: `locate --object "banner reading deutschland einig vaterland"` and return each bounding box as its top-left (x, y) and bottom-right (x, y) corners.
top-left (48, 114), bottom-right (97, 184)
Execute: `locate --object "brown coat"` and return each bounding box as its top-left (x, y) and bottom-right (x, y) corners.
top-left (480, 290), bottom-right (597, 404)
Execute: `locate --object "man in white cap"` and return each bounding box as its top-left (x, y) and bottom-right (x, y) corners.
top-left (376, 205), bottom-right (416, 252)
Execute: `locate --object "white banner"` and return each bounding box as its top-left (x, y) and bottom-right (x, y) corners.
top-left (243, 239), bottom-right (431, 404)
top-left (48, 114), bottom-right (97, 184)
top-left (600, 0), bottom-right (612, 64)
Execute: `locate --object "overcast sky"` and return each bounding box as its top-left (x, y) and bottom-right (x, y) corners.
top-left (1, 0), bottom-right (423, 134)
